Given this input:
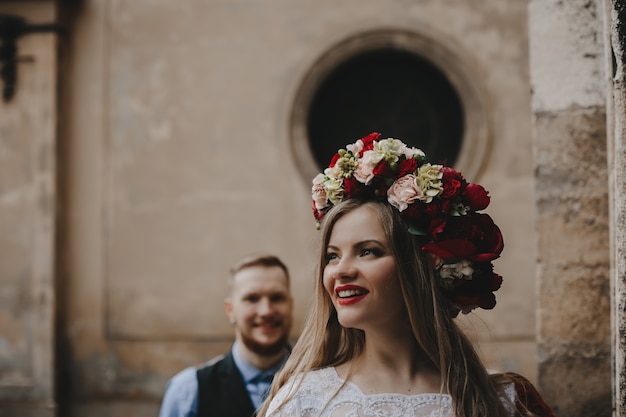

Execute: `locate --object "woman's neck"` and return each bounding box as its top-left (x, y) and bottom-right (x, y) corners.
top-left (336, 331), bottom-right (444, 395)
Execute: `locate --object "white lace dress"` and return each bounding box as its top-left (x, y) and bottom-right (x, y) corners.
top-left (265, 367), bottom-right (516, 417)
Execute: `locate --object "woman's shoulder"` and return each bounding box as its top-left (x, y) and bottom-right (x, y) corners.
top-left (281, 366), bottom-right (342, 395)
top-left (499, 372), bottom-right (556, 417)
top-left (265, 367), bottom-right (343, 416)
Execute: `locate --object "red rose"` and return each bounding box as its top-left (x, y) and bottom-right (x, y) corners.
top-left (441, 167), bottom-right (466, 199)
top-left (397, 158), bottom-right (418, 177)
top-left (373, 161), bottom-right (393, 178)
top-left (360, 132), bottom-right (380, 153)
top-left (463, 183), bottom-right (491, 211)
top-left (344, 176), bottom-right (379, 200)
top-left (329, 152), bottom-right (341, 167)
top-left (313, 203), bottom-right (325, 221)
top-left (343, 176), bottom-right (360, 198)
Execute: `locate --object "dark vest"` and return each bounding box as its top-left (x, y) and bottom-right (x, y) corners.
top-left (196, 351), bottom-right (256, 417)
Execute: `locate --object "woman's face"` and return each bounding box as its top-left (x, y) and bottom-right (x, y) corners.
top-left (323, 205), bottom-right (405, 333)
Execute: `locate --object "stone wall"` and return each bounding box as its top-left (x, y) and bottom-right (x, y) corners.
top-left (608, 1), bottom-right (626, 416)
top-left (528, 0), bottom-right (612, 416)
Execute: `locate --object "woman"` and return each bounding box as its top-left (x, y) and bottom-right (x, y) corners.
top-left (260, 133), bottom-right (554, 417)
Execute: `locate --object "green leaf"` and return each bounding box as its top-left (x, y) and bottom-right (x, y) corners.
top-left (408, 226), bottom-right (426, 236)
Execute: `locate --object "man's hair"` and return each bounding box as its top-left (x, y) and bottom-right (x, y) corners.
top-left (229, 254), bottom-right (290, 287)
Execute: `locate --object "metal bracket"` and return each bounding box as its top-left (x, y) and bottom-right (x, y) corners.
top-left (0, 13), bottom-right (62, 102)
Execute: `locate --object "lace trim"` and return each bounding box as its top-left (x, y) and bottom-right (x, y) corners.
top-left (267, 367), bottom-right (457, 417)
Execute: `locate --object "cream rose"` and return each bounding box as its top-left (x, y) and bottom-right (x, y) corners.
top-left (324, 177), bottom-right (344, 205)
top-left (387, 174), bottom-right (423, 212)
top-left (373, 138), bottom-right (406, 165)
top-left (415, 163), bottom-right (444, 203)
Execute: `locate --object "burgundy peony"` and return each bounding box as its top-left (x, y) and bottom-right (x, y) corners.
top-left (448, 263), bottom-right (503, 311)
top-left (423, 213), bottom-right (504, 262)
top-left (463, 183), bottom-right (491, 211)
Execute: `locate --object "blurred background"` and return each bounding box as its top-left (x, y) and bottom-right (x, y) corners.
top-left (1, 1), bottom-right (623, 416)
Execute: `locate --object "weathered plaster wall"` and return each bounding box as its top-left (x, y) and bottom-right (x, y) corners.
top-left (0, 2), bottom-right (57, 416)
top-left (528, 0), bottom-right (612, 415)
top-left (56, 2), bottom-right (538, 415)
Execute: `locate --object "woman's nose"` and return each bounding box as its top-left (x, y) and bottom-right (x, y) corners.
top-left (334, 256), bottom-right (357, 280)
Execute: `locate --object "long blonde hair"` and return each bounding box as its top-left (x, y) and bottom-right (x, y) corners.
top-left (260, 199), bottom-right (527, 417)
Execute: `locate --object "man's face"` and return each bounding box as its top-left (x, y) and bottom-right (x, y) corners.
top-left (225, 265), bottom-right (293, 356)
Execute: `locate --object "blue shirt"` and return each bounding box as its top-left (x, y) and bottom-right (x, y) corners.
top-left (232, 345), bottom-right (284, 409)
top-left (158, 343), bottom-right (287, 417)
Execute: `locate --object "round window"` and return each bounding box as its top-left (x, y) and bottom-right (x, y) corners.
top-left (290, 29), bottom-right (490, 184)
top-left (307, 49), bottom-right (463, 169)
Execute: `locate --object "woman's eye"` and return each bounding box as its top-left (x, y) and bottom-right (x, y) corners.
top-left (325, 253), bottom-right (339, 262)
top-left (362, 248), bottom-right (379, 257)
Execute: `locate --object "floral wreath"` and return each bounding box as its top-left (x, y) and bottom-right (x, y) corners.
top-left (311, 132), bottom-right (504, 314)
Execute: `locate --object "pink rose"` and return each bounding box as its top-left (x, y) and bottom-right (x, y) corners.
top-left (312, 184), bottom-right (327, 210)
top-left (387, 175), bottom-right (423, 212)
top-left (354, 151), bottom-right (377, 184)
top-left (311, 174), bottom-right (328, 210)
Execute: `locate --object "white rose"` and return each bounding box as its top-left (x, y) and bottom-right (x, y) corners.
top-left (403, 146), bottom-right (425, 159)
top-left (346, 139), bottom-right (364, 156)
top-left (324, 165), bottom-right (342, 179)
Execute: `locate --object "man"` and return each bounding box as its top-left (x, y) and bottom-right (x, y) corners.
top-left (158, 255), bottom-right (294, 417)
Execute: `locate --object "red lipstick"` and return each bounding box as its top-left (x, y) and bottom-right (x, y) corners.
top-left (335, 285), bottom-right (369, 305)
